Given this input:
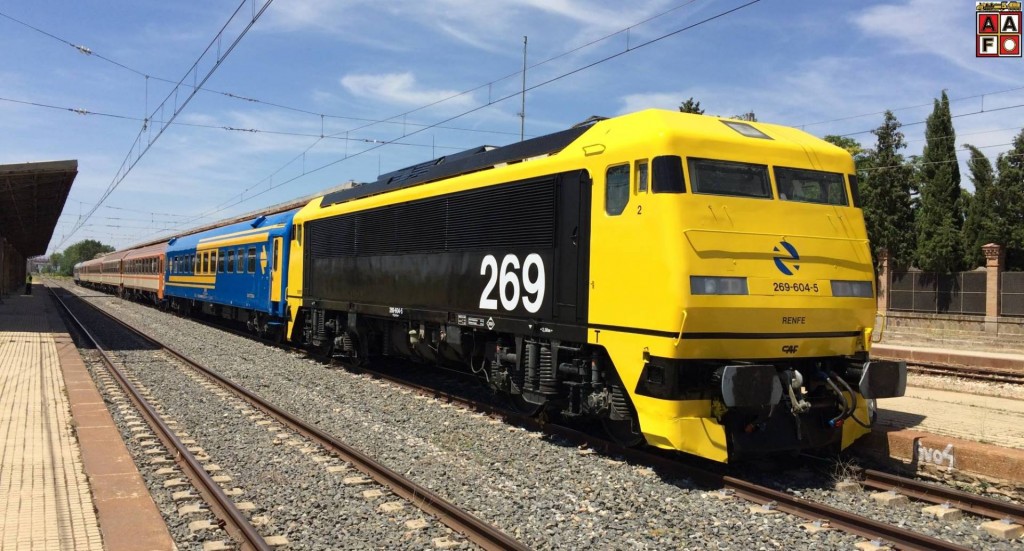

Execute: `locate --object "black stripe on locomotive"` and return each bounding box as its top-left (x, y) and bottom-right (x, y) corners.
top-left (303, 169), bottom-right (593, 341)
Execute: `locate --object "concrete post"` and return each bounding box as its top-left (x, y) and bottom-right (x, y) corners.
top-left (982, 243), bottom-right (1004, 333)
top-left (876, 248), bottom-right (890, 313)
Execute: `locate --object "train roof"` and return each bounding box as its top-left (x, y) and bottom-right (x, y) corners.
top-left (122, 243), bottom-right (167, 260)
top-left (166, 208), bottom-right (298, 250)
top-left (319, 123), bottom-right (595, 208)
top-left (314, 109), bottom-right (852, 209)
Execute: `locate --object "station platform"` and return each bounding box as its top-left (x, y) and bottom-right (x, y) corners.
top-left (0, 283), bottom-right (172, 551)
top-left (857, 343), bottom-right (1024, 487)
top-left (873, 342), bottom-right (1024, 372)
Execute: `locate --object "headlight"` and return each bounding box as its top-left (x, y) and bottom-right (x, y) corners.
top-left (831, 280), bottom-right (873, 298)
top-left (690, 276), bottom-right (748, 295)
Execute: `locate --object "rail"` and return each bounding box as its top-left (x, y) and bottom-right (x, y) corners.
top-left (54, 285), bottom-right (528, 551)
top-left (49, 287), bottom-right (272, 551)
top-left (862, 469), bottom-right (1024, 525)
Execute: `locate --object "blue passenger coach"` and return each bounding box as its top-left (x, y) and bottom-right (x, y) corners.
top-left (164, 210), bottom-right (298, 338)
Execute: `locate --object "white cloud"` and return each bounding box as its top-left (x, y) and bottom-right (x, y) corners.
top-left (616, 92), bottom-right (685, 115)
top-left (340, 72), bottom-right (477, 108)
top-left (852, 0), bottom-right (1018, 82)
top-left (264, 0), bottom-right (679, 53)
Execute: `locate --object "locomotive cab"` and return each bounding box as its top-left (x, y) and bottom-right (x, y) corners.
top-left (585, 112), bottom-right (906, 461)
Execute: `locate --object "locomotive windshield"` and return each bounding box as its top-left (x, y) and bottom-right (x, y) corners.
top-left (774, 167), bottom-right (849, 206)
top-left (688, 158), bottom-right (771, 199)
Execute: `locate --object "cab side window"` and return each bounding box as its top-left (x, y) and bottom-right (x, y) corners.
top-left (605, 164), bottom-right (630, 215)
top-left (636, 161), bottom-right (649, 193)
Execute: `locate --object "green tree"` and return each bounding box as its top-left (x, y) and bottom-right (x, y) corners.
top-left (914, 91), bottom-right (965, 273)
top-left (678, 97), bottom-right (704, 114)
top-left (860, 111), bottom-right (915, 269)
top-left (57, 239), bottom-right (114, 276)
top-left (824, 135), bottom-right (864, 158)
top-left (823, 135), bottom-right (871, 178)
top-left (48, 251), bottom-right (64, 274)
top-left (960, 145), bottom-right (1000, 267)
top-left (994, 129), bottom-right (1024, 270)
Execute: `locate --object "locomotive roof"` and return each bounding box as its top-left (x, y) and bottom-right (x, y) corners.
top-left (319, 124), bottom-right (594, 208)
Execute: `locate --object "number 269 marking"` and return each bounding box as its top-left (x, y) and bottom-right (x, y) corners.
top-left (479, 253), bottom-right (545, 313)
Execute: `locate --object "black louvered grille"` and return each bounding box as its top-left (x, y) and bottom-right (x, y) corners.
top-left (309, 178), bottom-right (555, 259)
top-left (308, 216), bottom-right (355, 257)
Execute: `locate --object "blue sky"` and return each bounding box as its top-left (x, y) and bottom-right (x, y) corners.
top-left (2, 0), bottom-right (1022, 254)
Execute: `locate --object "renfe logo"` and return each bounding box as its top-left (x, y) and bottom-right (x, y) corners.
top-left (977, 2), bottom-right (1022, 57)
top-left (773, 241), bottom-right (800, 276)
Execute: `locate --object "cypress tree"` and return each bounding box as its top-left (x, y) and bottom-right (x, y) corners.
top-left (860, 111), bottom-right (915, 269)
top-left (961, 145), bottom-right (999, 267)
top-left (915, 91), bottom-right (965, 273)
top-left (994, 129), bottom-right (1024, 269)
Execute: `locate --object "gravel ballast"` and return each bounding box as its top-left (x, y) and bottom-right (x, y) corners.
top-left (65, 284), bottom-right (1021, 549)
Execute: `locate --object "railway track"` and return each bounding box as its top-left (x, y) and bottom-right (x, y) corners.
top-left (346, 364), bottom-right (1021, 551)
top-left (905, 362), bottom-right (1024, 384)
top-left (51, 288), bottom-right (273, 551)
top-left (55, 280), bottom-right (1024, 549)
top-left (50, 286), bottom-right (527, 551)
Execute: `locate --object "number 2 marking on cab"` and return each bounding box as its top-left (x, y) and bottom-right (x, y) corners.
top-left (479, 253), bottom-right (545, 313)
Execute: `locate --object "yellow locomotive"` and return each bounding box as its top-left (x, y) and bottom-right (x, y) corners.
top-left (284, 109), bottom-right (906, 462)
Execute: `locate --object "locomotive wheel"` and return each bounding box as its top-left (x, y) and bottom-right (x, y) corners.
top-left (602, 416), bottom-right (645, 448)
top-left (510, 393), bottom-right (544, 416)
top-left (310, 339), bottom-right (334, 360)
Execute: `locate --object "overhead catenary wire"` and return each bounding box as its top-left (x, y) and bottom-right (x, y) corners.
top-left (796, 84), bottom-right (1024, 130)
top-left (0, 8), bottom-right (531, 139)
top-left (159, 0), bottom-right (764, 236)
top-left (55, 0), bottom-right (276, 251)
top-left (0, 95), bottom-right (474, 151)
top-left (161, 0), bottom-right (713, 228)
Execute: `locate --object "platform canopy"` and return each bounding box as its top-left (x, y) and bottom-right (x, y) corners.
top-left (0, 160), bottom-right (78, 257)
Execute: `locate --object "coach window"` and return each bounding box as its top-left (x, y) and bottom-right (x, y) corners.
top-left (238, 248), bottom-right (246, 273)
top-left (248, 247), bottom-right (257, 273)
top-left (193, 254), bottom-right (198, 274)
top-left (218, 250), bottom-right (225, 273)
top-left (227, 250), bottom-right (235, 273)
top-left (605, 164), bottom-right (630, 215)
top-left (636, 160), bottom-right (649, 193)
top-left (201, 252), bottom-right (208, 274)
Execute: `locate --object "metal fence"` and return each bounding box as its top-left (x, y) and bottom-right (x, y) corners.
top-left (888, 271), bottom-right (987, 315)
top-left (1002, 272), bottom-right (1024, 316)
